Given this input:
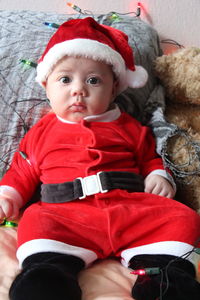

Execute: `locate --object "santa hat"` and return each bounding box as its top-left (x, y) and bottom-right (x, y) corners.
top-left (36, 17), bottom-right (148, 94)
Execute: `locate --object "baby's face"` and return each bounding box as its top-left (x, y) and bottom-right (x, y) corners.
top-left (44, 56), bottom-right (118, 122)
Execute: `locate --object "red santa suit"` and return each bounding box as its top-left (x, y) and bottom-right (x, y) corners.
top-left (1, 106), bottom-right (200, 267)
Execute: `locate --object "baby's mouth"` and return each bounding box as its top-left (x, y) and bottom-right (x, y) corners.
top-left (70, 103), bottom-right (86, 112)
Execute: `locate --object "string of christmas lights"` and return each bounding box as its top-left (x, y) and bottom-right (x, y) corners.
top-left (20, 2), bottom-right (142, 68)
top-left (160, 38), bottom-right (184, 49)
top-left (130, 237), bottom-right (200, 299)
top-left (67, 2), bottom-right (142, 18)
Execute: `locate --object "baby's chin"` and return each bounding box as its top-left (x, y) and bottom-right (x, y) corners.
top-left (60, 112), bottom-right (87, 123)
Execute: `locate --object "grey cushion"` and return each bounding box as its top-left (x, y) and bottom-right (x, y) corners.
top-left (0, 10), bottom-right (164, 176)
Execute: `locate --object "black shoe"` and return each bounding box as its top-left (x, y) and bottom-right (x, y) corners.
top-left (9, 252), bottom-right (85, 300)
top-left (130, 254), bottom-right (200, 300)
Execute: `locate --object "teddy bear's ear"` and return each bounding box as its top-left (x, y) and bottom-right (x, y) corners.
top-left (154, 54), bottom-right (176, 80)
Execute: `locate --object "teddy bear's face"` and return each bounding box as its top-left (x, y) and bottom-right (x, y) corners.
top-left (154, 47), bottom-right (200, 105)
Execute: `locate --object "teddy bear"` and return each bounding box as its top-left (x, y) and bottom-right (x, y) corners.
top-left (154, 47), bottom-right (200, 213)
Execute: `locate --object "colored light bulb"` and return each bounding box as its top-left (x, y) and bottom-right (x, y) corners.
top-left (44, 22), bottom-right (59, 29)
top-left (136, 2), bottom-right (141, 16)
top-left (67, 2), bottom-right (82, 13)
top-left (130, 267), bottom-right (160, 276)
top-left (20, 59), bottom-right (37, 68)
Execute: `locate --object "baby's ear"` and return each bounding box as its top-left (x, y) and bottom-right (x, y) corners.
top-left (112, 80), bottom-right (119, 100)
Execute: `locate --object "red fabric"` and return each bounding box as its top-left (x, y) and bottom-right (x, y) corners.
top-left (0, 112), bottom-right (164, 203)
top-left (39, 17), bottom-right (135, 71)
top-left (1, 112), bottom-right (200, 255)
top-left (17, 191), bottom-right (200, 257)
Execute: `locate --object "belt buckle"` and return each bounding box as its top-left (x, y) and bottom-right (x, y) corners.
top-left (78, 172), bottom-right (108, 199)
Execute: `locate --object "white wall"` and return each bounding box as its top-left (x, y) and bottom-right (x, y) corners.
top-left (1, 0), bottom-right (200, 53)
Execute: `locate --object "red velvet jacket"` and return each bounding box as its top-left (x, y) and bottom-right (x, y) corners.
top-left (0, 112), bottom-right (165, 205)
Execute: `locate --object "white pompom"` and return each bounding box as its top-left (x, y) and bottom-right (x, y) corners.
top-left (126, 66), bottom-right (148, 88)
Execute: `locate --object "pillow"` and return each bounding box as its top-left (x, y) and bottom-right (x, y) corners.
top-left (0, 10), bottom-right (164, 176)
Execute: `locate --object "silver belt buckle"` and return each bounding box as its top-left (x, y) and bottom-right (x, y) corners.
top-left (78, 172), bottom-right (108, 199)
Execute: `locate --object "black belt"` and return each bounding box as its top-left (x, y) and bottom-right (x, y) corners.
top-left (41, 171), bottom-right (144, 203)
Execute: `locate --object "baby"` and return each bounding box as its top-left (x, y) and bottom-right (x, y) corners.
top-left (0, 17), bottom-right (199, 300)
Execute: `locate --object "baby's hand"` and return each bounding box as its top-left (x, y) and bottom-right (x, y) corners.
top-left (0, 196), bottom-right (20, 220)
top-left (144, 174), bottom-right (175, 199)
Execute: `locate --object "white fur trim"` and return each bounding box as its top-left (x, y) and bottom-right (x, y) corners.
top-left (36, 38), bottom-right (147, 93)
top-left (36, 39), bottom-right (125, 86)
top-left (121, 241), bottom-right (198, 268)
top-left (17, 239), bottom-right (98, 267)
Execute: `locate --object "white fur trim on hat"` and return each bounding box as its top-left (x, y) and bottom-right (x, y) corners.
top-left (36, 38), bottom-right (148, 94)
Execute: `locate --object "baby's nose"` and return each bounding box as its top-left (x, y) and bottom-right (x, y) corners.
top-left (71, 81), bottom-right (87, 97)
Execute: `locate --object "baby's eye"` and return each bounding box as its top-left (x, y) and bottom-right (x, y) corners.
top-left (59, 76), bottom-right (71, 84)
top-left (87, 77), bottom-right (101, 85)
